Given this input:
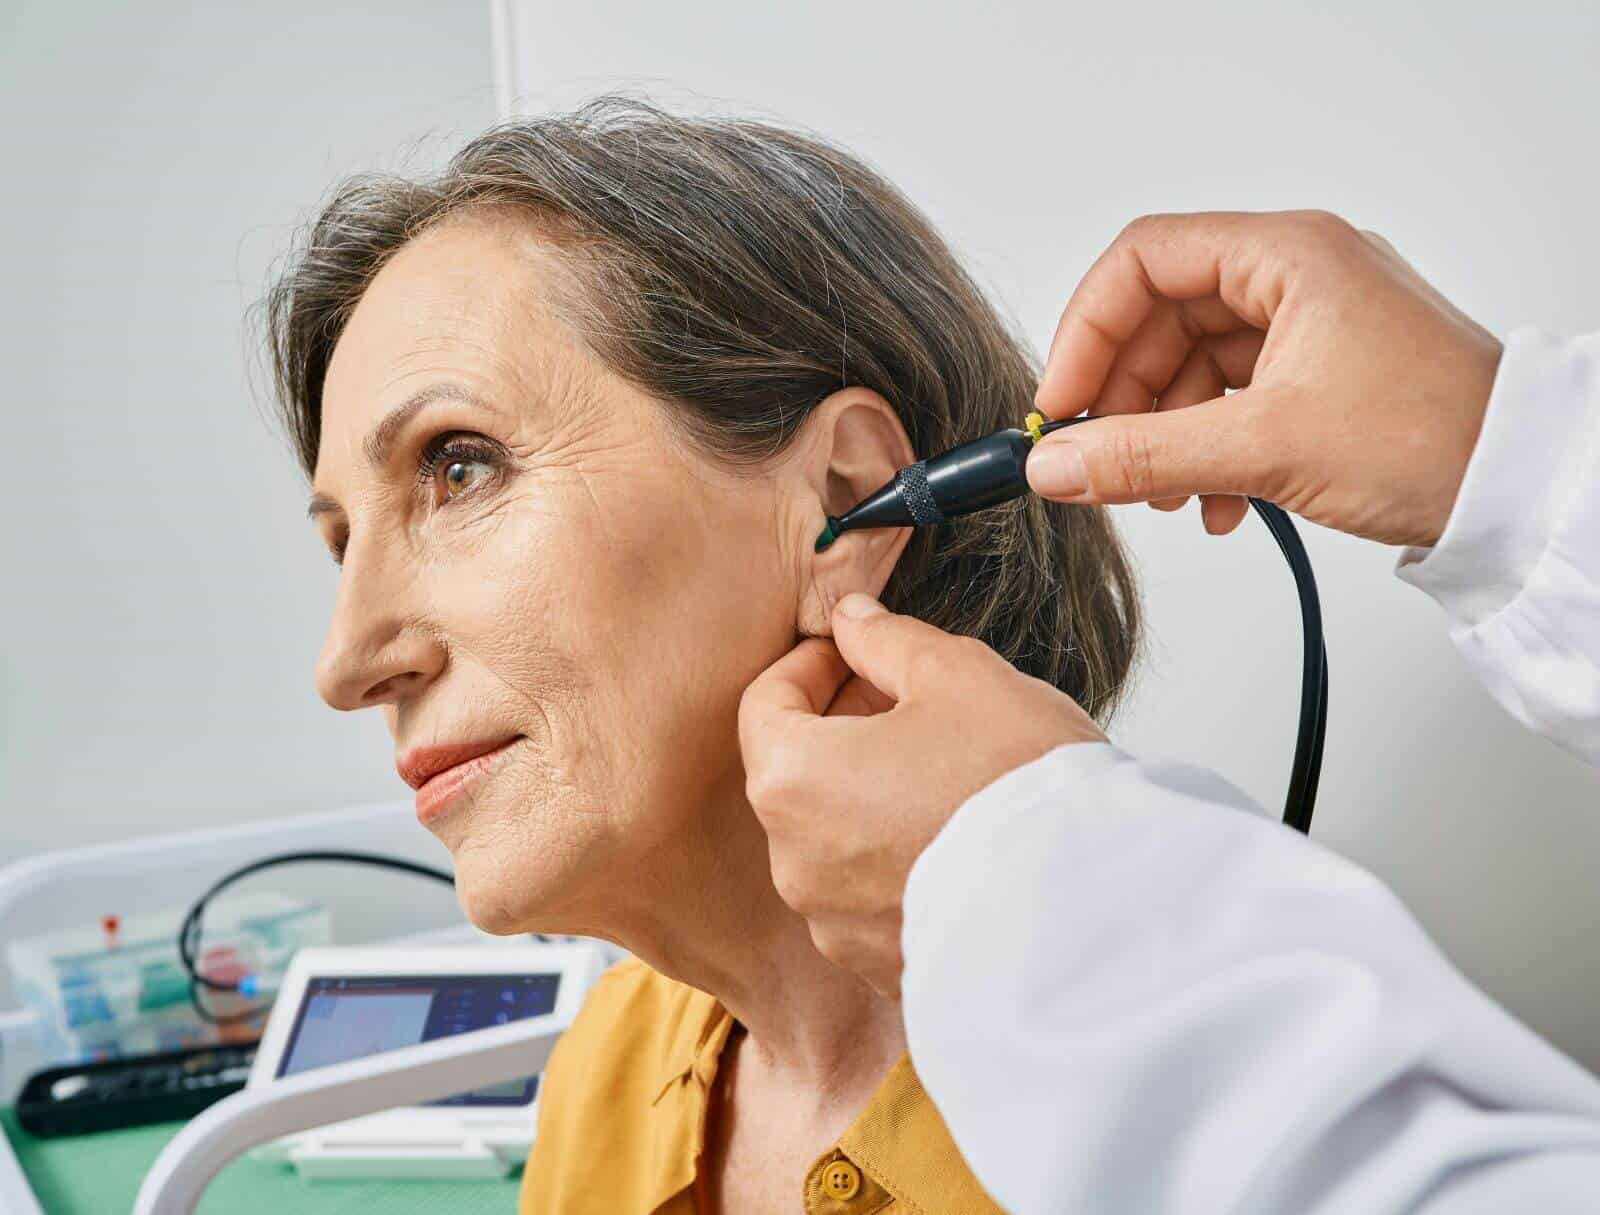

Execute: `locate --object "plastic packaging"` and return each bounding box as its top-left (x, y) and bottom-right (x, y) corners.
top-left (5, 893), bottom-right (330, 1065)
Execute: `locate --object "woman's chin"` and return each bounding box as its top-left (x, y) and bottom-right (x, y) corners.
top-left (448, 841), bottom-right (577, 937)
top-left (454, 869), bottom-right (540, 936)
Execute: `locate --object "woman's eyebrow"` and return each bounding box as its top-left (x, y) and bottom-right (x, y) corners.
top-left (305, 382), bottom-right (497, 521)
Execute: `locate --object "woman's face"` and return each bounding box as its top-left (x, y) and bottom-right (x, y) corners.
top-left (309, 212), bottom-right (824, 934)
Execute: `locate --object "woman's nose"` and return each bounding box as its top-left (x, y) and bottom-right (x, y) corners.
top-left (315, 546), bottom-right (445, 712)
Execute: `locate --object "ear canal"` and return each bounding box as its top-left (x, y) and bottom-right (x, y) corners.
top-left (815, 516), bottom-right (843, 553)
top-left (794, 387), bottom-right (917, 637)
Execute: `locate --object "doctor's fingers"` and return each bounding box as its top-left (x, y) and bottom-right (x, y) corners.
top-left (739, 632), bottom-right (907, 751)
top-left (1102, 327), bottom-right (1260, 522)
top-left (829, 594), bottom-right (1012, 705)
top-left (740, 646), bottom-right (893, 801)
top-left (1028, 387), bottom-right (1288, 508)
top-left (1150, 338), bottom-right (1261, 532)
top-left (744, 694), bottom-right (909, 842)
top-left (740, 641), bottom-right (856, 811)
top-left (825, 672), bottom-right (898, 719)
top-left (1089, 299), bottom-right (1263, 419)
top-left (1035, 211), bottom-right (1287, 420)
top-left (739, 636), bottom-right (851, 735)
top-left (1035, 210), bottom-right (1380, 421)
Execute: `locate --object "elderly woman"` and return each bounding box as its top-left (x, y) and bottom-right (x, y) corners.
top-left (267, 98), bottom-right (1138, 1214)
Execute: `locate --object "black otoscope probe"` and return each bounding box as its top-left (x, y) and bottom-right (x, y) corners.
top-left (816, 414), bottom-right (1327, 834)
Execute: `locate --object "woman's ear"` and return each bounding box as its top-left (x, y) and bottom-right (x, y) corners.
top-left (792, 387), bottom-right (916, 637)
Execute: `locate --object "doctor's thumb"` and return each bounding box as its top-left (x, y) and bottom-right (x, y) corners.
top-left (1026, 390), bottom-right (1280, 508)
top-left (831, 594), bottom-right (1005, 704)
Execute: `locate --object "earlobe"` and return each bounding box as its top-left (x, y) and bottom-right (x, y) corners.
top-left (794, 388), bottom-right (915, 637)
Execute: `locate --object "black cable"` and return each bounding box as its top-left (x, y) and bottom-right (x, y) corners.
top-left (1247, 500), bottom-right (1328, 833)
top-left (177, 850), bottom-right (456, 1026)
top-left (1038, 415), bottom-right (1327, 832)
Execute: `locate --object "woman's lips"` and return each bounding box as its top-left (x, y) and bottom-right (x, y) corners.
top-left (402, 738), bottom-right (522, 824)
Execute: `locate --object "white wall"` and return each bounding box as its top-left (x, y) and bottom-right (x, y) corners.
top-left (0, 5), bottom-right (493, 858)
top-left (495, 0), bottom-right (1600, 1068)
top-left (4, 0), bottom-right (1597, 1071)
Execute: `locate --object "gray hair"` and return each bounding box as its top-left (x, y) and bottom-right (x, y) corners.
top-left (263, 97), bottom-right (1140, 718)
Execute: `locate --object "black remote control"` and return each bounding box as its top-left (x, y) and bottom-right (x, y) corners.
top-left (15, 1042), bottom-right (259, 1137)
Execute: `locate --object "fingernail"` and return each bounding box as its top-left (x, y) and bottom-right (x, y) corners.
top-left (836, 593), bottom-right (886, 620)
top-left (1027, 442), bottom-right (1088, 498)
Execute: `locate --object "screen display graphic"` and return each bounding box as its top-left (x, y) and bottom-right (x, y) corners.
top-left (276, 972), bottom-right (561, 1106)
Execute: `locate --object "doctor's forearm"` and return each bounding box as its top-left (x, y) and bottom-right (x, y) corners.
top-left (1398, 328), bottom-right (1600, 765)
top-left (901, 743), bottom-right (1600, 1215)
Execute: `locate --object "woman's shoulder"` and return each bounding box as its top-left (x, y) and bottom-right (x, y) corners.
top-left (518, 957), bottom-right (725, 1213)
top-left (536, 955), bottom-right (725, 1134)
top-left (580, 954), bottom-right (695, 1016)
top-left (559, 955), bottom-right (718, 1070)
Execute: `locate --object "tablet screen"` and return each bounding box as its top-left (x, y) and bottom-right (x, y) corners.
top-left (276, 972), bottom-right (561, 1106)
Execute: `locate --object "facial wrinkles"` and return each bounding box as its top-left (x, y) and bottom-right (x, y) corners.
top-left (414, 381), bottom-right (638, 835)
top-left (775, 442), bottom-right (824, 632)
top-left (328, 427), bottom-right (574, 790)
top-left (314, 216), bottom-right (832, 945)
top-left (747, 422), bottom-right (832, 639)
top-left (376, 334), bottom-right (583, 562)
top-left (496, 394), bottom-right (780, 862)
top-left (497, 325), bottom-right (657, 557)
top-left (406, 481), bottom-right (578, 767)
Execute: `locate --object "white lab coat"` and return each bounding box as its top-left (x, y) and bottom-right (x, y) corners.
top-left (902, 328), bottom-right (1600, 1214)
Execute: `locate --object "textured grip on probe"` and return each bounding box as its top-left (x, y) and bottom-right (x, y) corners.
top-left (895, 461), bottom-right (945, 525)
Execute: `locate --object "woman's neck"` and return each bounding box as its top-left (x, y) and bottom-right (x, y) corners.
top-left (583, 774), bottom-right (905, 1091)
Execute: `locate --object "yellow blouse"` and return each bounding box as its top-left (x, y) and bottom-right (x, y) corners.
top-left (518, 958), bottom-right (1004, 1215)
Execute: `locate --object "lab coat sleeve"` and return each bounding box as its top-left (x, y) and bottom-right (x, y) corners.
top-left (902, 743), bottom-right (1600, 1215)
top-left (1396, 328), bottom-right (1600, 764)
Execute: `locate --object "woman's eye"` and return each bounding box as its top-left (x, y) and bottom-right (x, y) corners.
top-left (418, 435), bottom-right (501, 504)
top-left (441, 458), bottom-right (492, 499)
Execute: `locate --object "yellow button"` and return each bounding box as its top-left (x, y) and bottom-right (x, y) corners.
top-left (822, 1158), bottom-right (862, 1201)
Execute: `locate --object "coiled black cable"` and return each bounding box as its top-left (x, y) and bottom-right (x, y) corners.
top-left (177, 850), bottom-right (456, 1025)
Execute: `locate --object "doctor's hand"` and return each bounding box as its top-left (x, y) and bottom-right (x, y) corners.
top-left (1029, 210), bottom-right (1503, 548)
top-left (739, 594), bottom-right (1103, 998)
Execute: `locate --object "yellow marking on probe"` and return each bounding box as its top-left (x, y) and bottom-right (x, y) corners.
top-left (1024, 411), bottom-right (1046, 444)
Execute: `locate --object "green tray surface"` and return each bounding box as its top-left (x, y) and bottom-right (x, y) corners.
top-left (2, 1106), bottom-right (520, 1214)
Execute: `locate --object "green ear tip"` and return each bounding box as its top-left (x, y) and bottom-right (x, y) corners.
top-left (814, 519), bottom-right (839, 553)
